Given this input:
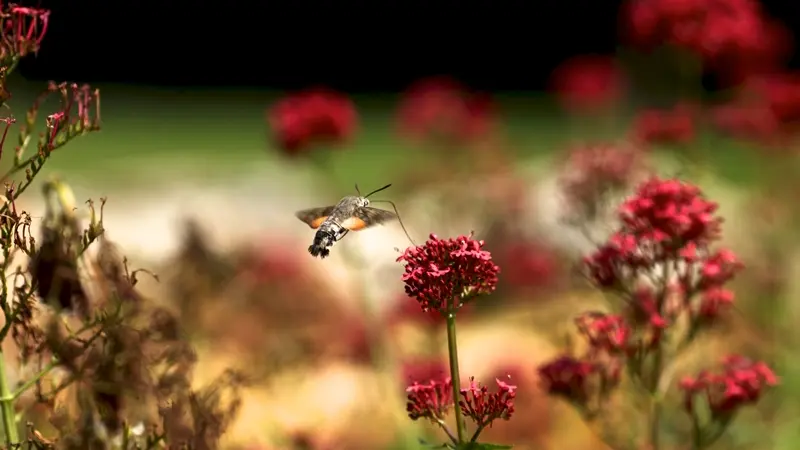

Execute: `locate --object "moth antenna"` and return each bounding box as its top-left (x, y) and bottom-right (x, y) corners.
top-left (355, 183), bottom-right (362, 196)
top-left (364, 183), bottom-right (392, 199)
top-left (371, 199), bottom-right (417, 247)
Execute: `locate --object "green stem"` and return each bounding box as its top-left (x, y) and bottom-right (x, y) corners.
top-left (469, 424), bottom-right (487, 443)
top-left (649, 347), bottom-right (663, 450)
top-left (435, 418), bottom-right (458, 445)
top-left (690, 408), bottom-right (703, 450)
top-left (445, 310), bottom-right (466, 444)
top-left (0, 351), bottom-right (19, 445)
top-left (12, 358), bottom-right (58, 400)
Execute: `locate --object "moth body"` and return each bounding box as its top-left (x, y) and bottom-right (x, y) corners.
top-left (295, 194), bottom-right (397, 259)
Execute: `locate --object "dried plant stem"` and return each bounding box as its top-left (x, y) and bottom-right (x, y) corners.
top-left (445, 310), bottom-right (466, 443)
top-left (0, 350), bottom-right (19, 445)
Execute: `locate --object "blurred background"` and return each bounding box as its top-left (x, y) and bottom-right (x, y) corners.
top-left (9, 0), bottom-right (800, 448)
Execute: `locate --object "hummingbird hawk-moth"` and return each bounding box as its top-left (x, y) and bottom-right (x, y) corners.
top-left (295, 183), bottom-right (399, 259)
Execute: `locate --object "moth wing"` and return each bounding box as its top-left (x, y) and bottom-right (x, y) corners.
top-left (341, 207), bottom-right (397, 231)
top-left (295, 206), bottom-right (336, 229)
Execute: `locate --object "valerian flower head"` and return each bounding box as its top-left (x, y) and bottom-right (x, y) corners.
top-left (1, 5), bottom-right (50, 60)
top-left (406, 377), bottom-right (454, 422)
top-left (397, 233), bottom-right (500, 313)
top-left (583, 177), bottom-right (731, 290)
top-left (679, 355), bottom-right (778, 419)
top-left (267, 87), bottom-right (357, 156)
top-left (559, 143), bottom-right (643, 221)
top-left (396, 76), bottom-right (497, 144)
top-left (574, 312), bottom-right (632, 354)
top-left (549, 54), bottom-right (625, 114)
top-left (401, 358), bottom-right (448, 387)
top-left (619, 177), bottom-right (722, 253)
top-left (458, 377), bottom-right (517, 428)
top-left (632, 104), bottom-right (696, 146)
top-left (537, 356), bottom-right (597, 405)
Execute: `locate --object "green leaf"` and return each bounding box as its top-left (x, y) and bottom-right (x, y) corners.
top-left (455, 443), bottom-right (513, 450)
top-left (417, 438), bottom-right (451, 449)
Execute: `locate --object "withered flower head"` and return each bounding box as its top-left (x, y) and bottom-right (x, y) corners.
top-left (31, 204), bottom-right (90, 319)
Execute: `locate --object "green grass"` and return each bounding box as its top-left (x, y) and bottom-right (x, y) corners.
top-left (0, 76), bottom-right (775, 194)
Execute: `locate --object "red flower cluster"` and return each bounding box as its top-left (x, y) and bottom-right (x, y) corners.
top-left (584, 178), bottom-right (742, 323)
top-left (622, 0), bottom-right (792, 85)
top-left (397, 233), bottom-right (500, 313)
top-left (559, 143), bottom-right (643, 219)
top-left (36, 82), bottom-right (101, 151)
top-left (396, 77), bottom-right (496, 144)
top-left (496, 241), bottom-right (560, 291)
top-left (1, 5), bottom-right (50, 60)
top-left (267, 88), bottom-right (357, 156)
top-left (540, 178), bottom-right (749, 413)
top-left (680, 355), bottom-right (778, 419)
top-left (632, 104), bottom-right (696, 146)
top-left (711, 73), bottom-right (800, 148)
top-left (537, 356), bottom-right (597, 404)
top-left (401, 358), bottom-right (448, 386)
top-left (459, 377), bottom-right (516, 428)
top-left (619, 177), bottom-right (721, 251)
top-left (406, 376), bottom-right (517, 428)
top-left (549, 54), bottom-right (625, 114)
top-left (575, 313), bottom-right (631, 354)
top-left (406, 377), bottom-right (453, 422)
top-left (237, 241), bottom-right (304, 284)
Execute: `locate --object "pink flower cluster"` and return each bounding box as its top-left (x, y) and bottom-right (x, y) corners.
top-left (267, 76), bottom-right (498, 158)
top-left (538, 177), bottom-right (774, 421)
top-left (397, 233), bottom-right (500, 313)
top-left (549, 55), bottom-right (625, 114)
top-left (1, 5), bottom-right (50, 60)
top-left (396, 77), bottom-right (496, 144)
top-left (632, 103), bottom-right (696, 146)
top-left (623, 0), bottom-right (791, 85)
top-left (711, 73), bottom-right (800, 148)
top-left (559, 143), bottom-right (643, 219)
top-left (406, 376), bottom-right (516, 428)
top-left (680, 355), bottom-right (778, 419)
top-left (268, 88), bottom-right (357, 155)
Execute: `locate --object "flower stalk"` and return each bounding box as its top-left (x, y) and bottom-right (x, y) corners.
top-left (398, 233), bottom-right (514, 448)
top-left (0, 350), bottom-right (18, 445)
top-left (445, 310), bottom-right (466, 443)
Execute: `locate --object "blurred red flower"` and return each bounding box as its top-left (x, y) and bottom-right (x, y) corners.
top-left (711, 72), bottom-right (800, 147)
top-left (537, 356), bottom-right (597, 405)
top-left (709, 103), bottom-right (782, 145)
top-left (744, 73), bottom-right (800, 124)
top-left (267, 87), bottom-right (357, 156)
top-left (401, 358), bottom-right (448, 385)
top-left (632, 103), bottom-right (696, 146)
top-left (495, 241), bottom-right (561, 291)
top-left (549, 54), bottom-right (625, 114)
top-left (237, 241), bottom-right (305, 284)
top-left (396, 76), bottom-right (496, 144)
top-left (679, 355), bottom-right (778, 418)
top-left (559, 143), bottom-right (644, 219)
top-left (620, 0), bottom-right (793, 87)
